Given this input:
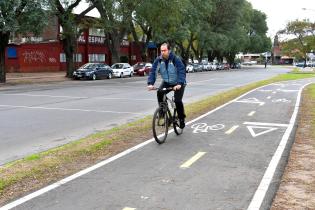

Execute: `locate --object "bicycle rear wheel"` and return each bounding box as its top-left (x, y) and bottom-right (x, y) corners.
top-left (173, 108), bottom-right (183, 135)
top-left (152, 107), bottom-right (169, 144)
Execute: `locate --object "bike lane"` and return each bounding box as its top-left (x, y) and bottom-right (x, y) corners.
top-left (2, 78), bottom-right (314, 210)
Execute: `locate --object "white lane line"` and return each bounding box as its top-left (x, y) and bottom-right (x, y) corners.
top-left (248, 111), bottom-right (256, 116)
top-left (2, 94), bottom-right (87, 99)
top-left (267, 96), bottom-right (271, 99)
top-left (272, 91), bottom-right (277, 94)
top-left (0, 105), bottom-right (141, 115)
top-left (247, 82), bottom-right (312, 210)
top-left (180, 152), bottom-right (206, 169)
top-left (122, 207), bottom-right (136, 210)
top-left (225, 125), bottom-right (239, 135)
top-left (0, 138), bottom-right (156, 210)
top-left (1, 82), bottom-right (307, 210)
top-left (189, 78), bottom-right (217, 84)
top-left (1, 94), bottom-right (155, 101)
top-left (243, 122), bottom-right (289, 127)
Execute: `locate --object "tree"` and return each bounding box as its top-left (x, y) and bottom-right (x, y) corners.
top-left (49, 0), bottom-right (95, 78)
top-left (246, 9), bottom-right (271, 53)
top-left (90, 0), bottom-right (135, 63)
top-left (279, 19), bottom-right (315, 66)
top-left (0, 0), bottom-right (47, 83)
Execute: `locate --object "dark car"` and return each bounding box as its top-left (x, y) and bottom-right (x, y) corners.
top-left (133, 62), bottom-right (152, 76)
top-left (73, 63), bottom-right (113, 80)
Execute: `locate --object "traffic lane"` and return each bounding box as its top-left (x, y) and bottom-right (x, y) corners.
top-left (0, 107), bottom-right (144, 165)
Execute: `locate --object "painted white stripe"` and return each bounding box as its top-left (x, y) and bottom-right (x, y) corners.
top-left (0, 138), bottom-right (155, 210)
top-left (248, 111), bottom-right (256, 116)
top-left (225, 125), bottom-right (239, 134)
top-left (0, 82), bottom-right (308, 210)
top-left (2, 94), bottom-right (86, 99)
top-left (243, 122), bottom-right (289, 127)
top-left (267, 96), bottom-right (271, 99)
top-left (1, 94), bottom-right (155, 101)
top-left (272, 91), bottom-right (277, 94)
top-left (247, 82), bottom-right (311, 210)
top-left (122, 207), bottom-right (136, 210)
top-left (189, 78), bottom-right (216, 84)
top-left (0, 105), bottom-right (141, 115)
top-left (180, 152), bottom-right (206, 168)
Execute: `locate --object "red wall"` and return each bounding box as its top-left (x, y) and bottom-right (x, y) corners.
top-left (6, 42), bottom-right (61, 73)
top-left (5, 41), bottom-right (147, 73)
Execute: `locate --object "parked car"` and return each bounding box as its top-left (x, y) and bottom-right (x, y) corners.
top-left (73, 63), bottom-right (113, 80)
top-left (231, 62), bottom-right (241, 69)
top-left (295, 62), bottom-right (305, 67)
top-left (223, 63), bottom-right (230, 70)
top-left (111, 63), bottom-right (134, 77)
top-left (133, 62), bottom-right (152, 76)
top-left (192, 63), bottom-right (203, 72)
top-left (186, 64), bottom-right (194, 73)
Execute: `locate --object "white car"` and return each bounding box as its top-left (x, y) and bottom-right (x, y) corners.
top-left (186, 64), bottom-right (194, 73)
top-left (111, 63), bottom-right (134, 78)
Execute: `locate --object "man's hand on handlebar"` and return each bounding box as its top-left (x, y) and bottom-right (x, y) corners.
top-left (147, 85), bottom-right (155, 91)
top-left (173, 84), bottom-right (182, 91)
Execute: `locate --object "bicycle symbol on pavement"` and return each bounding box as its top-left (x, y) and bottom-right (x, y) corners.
top-left (191, 123), bottom-right (225, 134)
top-left (272, 98), bottom-right (291, 103)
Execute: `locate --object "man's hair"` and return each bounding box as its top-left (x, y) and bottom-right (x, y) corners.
top-left (161, 42), bottom-right (171, 50)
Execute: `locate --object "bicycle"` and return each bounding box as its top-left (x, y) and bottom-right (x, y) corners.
top-left (152, 87), bottom-right (183, 144)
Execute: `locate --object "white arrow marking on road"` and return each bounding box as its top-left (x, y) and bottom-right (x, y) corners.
top-left (234, 98), bottom-right (265, 106)
top-left (246, 126), bottom-right (278, 138)
top-left (258, 89), bottom-right (273, 92)
top-left (276, 89), bottom-right (299, 92)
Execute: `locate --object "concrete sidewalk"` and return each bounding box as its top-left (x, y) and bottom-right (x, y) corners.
top-left (2, 71), bottom-right (69, 86)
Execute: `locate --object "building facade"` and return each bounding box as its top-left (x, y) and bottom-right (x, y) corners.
top-left (5, 16), bottom-right (151, 73)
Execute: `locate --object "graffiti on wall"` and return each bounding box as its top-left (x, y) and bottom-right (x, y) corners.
top-left (22, 50), bottom-right (58, 64)
top-left (23, 50), bottom-right (46, 63)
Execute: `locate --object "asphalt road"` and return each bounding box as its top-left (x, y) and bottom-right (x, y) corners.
top-left (0, 66), bottom-right (290, 165)
top-left (2, 76), bottom-right (314, 210)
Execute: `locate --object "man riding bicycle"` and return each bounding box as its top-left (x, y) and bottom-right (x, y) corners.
top-left (147, 43), bottom-right (186, 129)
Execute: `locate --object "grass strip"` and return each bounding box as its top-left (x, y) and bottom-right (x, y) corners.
top-left (0, 72), bottom-right (314, 204)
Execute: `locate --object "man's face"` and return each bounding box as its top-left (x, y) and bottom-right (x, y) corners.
top-left (160, 45), bottom-right (169, 59)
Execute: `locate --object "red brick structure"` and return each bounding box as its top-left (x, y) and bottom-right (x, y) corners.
top-left (5, 16), bottom-right (151, 73)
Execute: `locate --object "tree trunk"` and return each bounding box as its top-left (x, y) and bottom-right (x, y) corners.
top-left (63, 36), bottom-right (75, 78)
top-left (0, 33), bottom-right (9, 83)
top-left (108, 32), bottom-right (123, 64)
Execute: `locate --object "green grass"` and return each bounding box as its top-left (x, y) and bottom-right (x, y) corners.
top-left (0, 71), bottom-right (315, 202)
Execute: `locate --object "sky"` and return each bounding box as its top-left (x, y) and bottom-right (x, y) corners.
top-left (76, 0), bottom-right (315, 40)
top-left (247, 0), bottom-right (315, 38)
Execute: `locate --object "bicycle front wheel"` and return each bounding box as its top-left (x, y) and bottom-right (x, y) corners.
top-left (173, 108), bottom-right (183, 135)
top-left (152, 107), bottom-right (169, 144)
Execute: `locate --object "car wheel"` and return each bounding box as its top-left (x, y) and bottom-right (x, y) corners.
top-left (108, 73), bottom-right (112, 79)
top-left (129, 72), bottom-right (132, 77)
top-left (120, 73), bottom-right (123, 78)
top-left (92, 74), bottom-right (96, 80)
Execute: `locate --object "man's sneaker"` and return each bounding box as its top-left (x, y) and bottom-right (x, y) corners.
top-left (179, 119), bottom-right (185, 129)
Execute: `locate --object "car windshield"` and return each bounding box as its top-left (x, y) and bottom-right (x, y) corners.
top-left (134, 63), bottom-right (145, 68)
top-left (112, 64), bottom-right (124, 69)
top-left (79, 63), bottom-right (99, 70)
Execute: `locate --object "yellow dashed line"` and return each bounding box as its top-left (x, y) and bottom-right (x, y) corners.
top-left (225, 125), bottom-right (239, 134)
top-left (248, 111), bottom-right (256, 116)
top-left (180, 152), bottom-right (206, 169)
